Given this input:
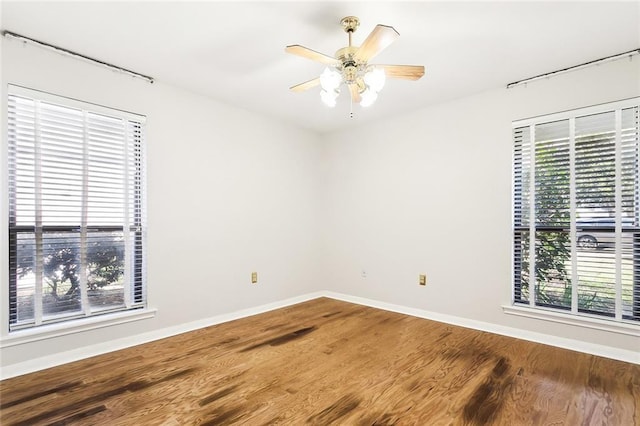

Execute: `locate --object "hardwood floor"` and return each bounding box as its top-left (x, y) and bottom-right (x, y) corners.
top-left (1, 297), bottom-right (638, 425)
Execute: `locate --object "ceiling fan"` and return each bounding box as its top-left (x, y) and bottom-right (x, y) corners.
top-left (285, 16), bottom-right (425, 110)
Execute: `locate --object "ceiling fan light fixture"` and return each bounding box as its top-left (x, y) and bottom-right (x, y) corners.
top-left (320, 88), bottom-right (339, 107)
top-left (286, 16), bottom-right (425, 114)
top-left (320, 67), bottom-right (342, 91)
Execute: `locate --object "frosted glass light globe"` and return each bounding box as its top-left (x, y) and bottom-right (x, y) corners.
top-left (364, 68), bottom-right (386, 93)
top-left (320, 89), bottom-right (338, 107)
top-left (360, 88), bottom-right (378, 107)
top-left (320, 68), bottom-right (342, 91)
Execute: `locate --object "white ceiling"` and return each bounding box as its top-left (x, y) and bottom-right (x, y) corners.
top-left (2, 1), bottom-right (639, 134)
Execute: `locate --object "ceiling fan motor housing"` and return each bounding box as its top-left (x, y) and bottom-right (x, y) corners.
top-left (335, 46), bottom-right (365, 88)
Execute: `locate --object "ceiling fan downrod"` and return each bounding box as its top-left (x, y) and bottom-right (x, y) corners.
top-left (340, 16), bottom-right (360, 47)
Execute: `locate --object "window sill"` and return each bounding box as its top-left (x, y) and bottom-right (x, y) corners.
top-left (502, 305), bottom-right (640, 337)
top-left (0, 308), bottom-right (157, 348)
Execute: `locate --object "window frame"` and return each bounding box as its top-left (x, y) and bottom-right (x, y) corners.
top-left (510, 97), bottom-right (640, 332)
top-left (6, 85), bottom-right (148, 332)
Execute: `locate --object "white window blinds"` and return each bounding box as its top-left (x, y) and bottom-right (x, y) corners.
top-left (513, 99), bottom-right (640, 323)
top-left (8, 85), bottom-right (146, 330)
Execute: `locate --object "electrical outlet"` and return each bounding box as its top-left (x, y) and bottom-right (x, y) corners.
top-left (419, 274), bottom-right (426, 286)
top-left (251, 272), bottom-right (258, 284)
top-left (361, 270), bottom-right (367, 278)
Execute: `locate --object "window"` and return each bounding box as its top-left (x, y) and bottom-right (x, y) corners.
top-left (7, 85), bottom-right (146, 331)
top-left (513, 98), bottom-right (640, 324)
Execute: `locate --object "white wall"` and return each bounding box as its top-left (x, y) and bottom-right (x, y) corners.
top-left (0, 39), bottom-right (323, 368)
top-left (320, 58), bottom-right (640, 353)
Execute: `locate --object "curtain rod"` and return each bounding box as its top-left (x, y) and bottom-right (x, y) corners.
top-left (506, 48), bottom-right (639, 89)
top-left (2, 30), bottom-right (155, 84)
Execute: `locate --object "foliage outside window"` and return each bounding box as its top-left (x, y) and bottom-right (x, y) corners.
top-left (513, 99), bottom-right (640, 323)
top-left (7, 86), bottom-right (146, 331)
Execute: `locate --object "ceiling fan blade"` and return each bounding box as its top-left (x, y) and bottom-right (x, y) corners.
top-left (290, 77), bottom-right (321, 93)
top-left (354, 24), bottom-right (400, 63)
top-left (377, 64), bottom-right (425, 80)
top-left (285, 45), bottom-right (339, 65)
top-left (349, 83), bottom-right (361, 103)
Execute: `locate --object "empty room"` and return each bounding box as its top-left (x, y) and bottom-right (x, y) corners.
top-left (0, 1), bottom-right (639, 425)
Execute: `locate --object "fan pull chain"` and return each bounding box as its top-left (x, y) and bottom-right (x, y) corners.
top-left (349, 96), bottom-right (354, 119)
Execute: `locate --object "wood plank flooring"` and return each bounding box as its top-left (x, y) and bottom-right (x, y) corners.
top-left (1, 297), bottom-right (638, 425)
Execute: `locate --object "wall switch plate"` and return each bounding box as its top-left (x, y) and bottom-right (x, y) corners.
top-left (419, 274), bottom-right (426, 286)
top-left (251, 272), bottom-right (258, 284)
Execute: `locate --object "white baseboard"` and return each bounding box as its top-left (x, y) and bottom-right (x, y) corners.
top-left (1, 290), bottom-right (637, 379)
top-left (0, 291), bottom-right (325, 380)
top-left (324, 291), bottom-right (640, 365)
